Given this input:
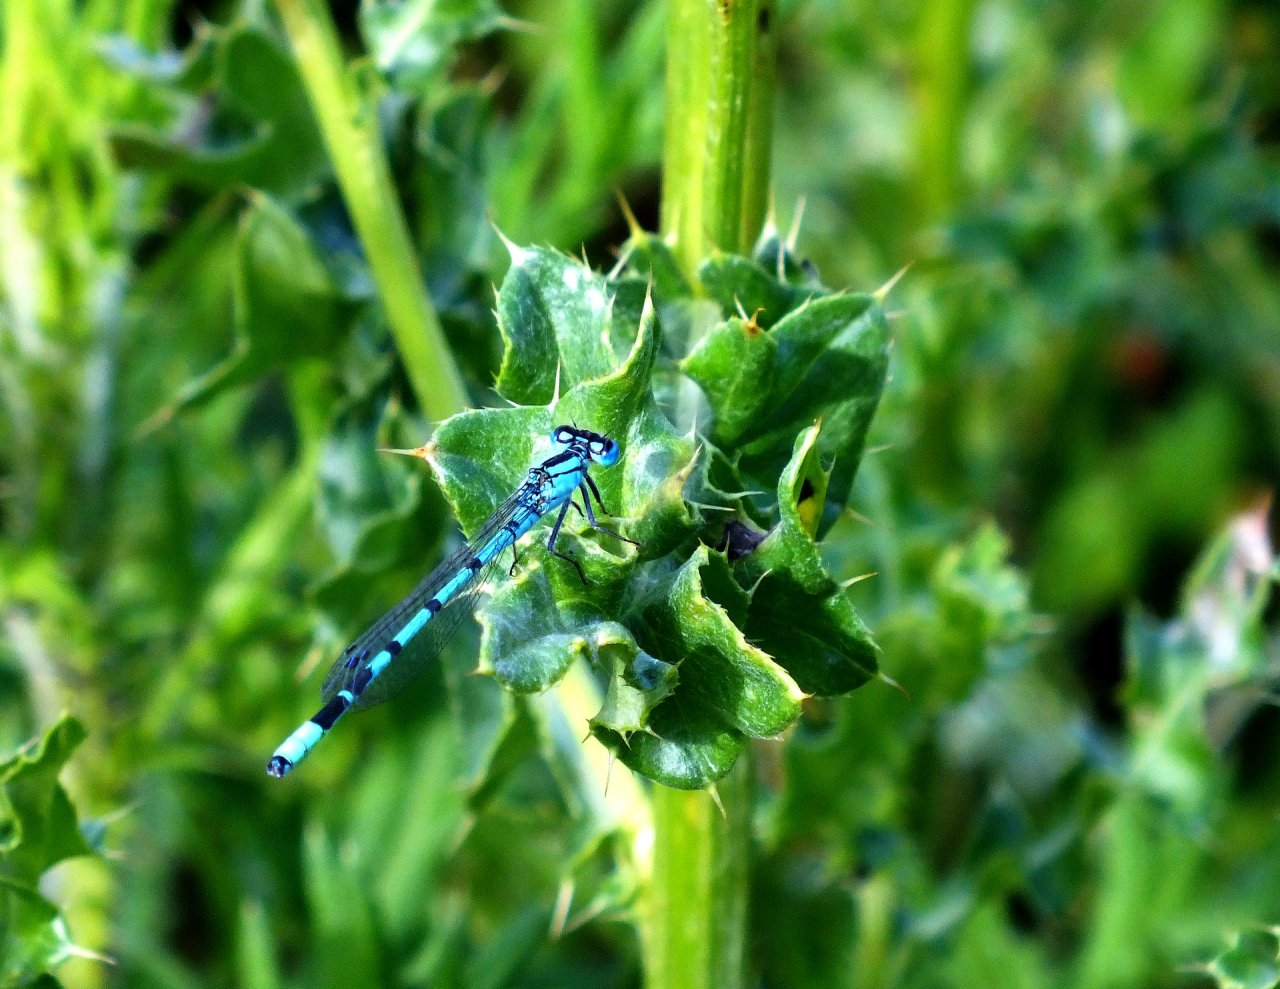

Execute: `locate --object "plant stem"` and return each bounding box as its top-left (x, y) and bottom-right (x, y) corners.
top-left (272, 0), bottom-right (469, 424)
top-left (652, 1), bottom-right (776, 987)
top-left (661, 0), bottom-right (776, 275)
top-left (648, 766), bottom-right (752, 989)
top-left (913, 0), bottom-right (977, 223)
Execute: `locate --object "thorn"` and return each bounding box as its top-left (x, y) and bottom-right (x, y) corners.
top-left (674, 443), bottom-right (702, 485)
top-left (478, 66), bottom-right (507, 96)
top-left (873, 261), bottom-right (913, 303)
top-left (489, 218), bottom-right (529, 264)
top-left (761, 190), bottom-right (779, 270)
top-left (378, 443), bottom-right (433, 460)
top-left (550, 880), bottom-right (573, 938)
top-left (133, 403), bottom-right (175, 441)
top-left (746, 567), bottom-right (772, 598)
top-left (494, 13), bottom-right (543, 34)
top-left (840, 571), bottom-right (877, 590)
top-left (879, 671), bottom-right (909, 698)
top-left (843, 505), bottom-right (884, 531)
top-left (614, 188), bottom-right (644, 239)
top-left (864, 443), bottom-right (894, 456)
top-left (607, 242), bottom-right (634, 280)
top-left (707, 784), bottom-right (727, 820)
top-left (786, 195), bottom-right (808, 251)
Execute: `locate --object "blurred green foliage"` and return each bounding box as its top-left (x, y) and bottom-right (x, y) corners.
top-left (1, 0), bottom-right (1279, 988)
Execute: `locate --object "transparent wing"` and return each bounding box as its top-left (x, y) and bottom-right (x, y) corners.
top-left (318, 488), bottom-right (535, 711)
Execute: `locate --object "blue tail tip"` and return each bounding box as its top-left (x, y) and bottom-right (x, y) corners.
top-left (266, 755), bottom-right (292, 778)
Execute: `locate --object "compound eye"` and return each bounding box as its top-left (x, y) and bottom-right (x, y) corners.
top-left (597, 438), bottom-right (620, 466)
top-left (551, 425), bottom-right (573, 446)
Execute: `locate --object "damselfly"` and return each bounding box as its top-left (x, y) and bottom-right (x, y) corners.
top-left (267, 424), bottom-right (634, 778)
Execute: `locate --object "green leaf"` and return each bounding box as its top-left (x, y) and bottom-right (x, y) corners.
top-left (413, 86), bottom-right (496, 273)
top-left (1204, 928), bottom-right (1280, 989)
top-left (309, 398), bottom-right (447, 637)
top-left (682, 264), bottom-right (889, 528)
top-left (427, 405), bottom-right (555, 535)
top-left (0, 717), bottom-right (93, 884)
top-left (555, 301), bottom-right (699, 555)
top-left (745, 292), bottom-right (889, 528)
top-left (360, 0), bottom-right (505, 91)
top-left (315, 396), bottom-right (420, 562)
top-left (698, 253), bottom-right (822, 329)
top-left (591, 698), bottom-right (744, 790)
top-left (108, 24), bottom-right (328, 197)
top-left (430, 299), bottom-right (697, 557)
top-left (0, 877), bottom-right (84, 987)
top-left (156, 194), bottom-right (355, 420)
top-left (616, 231), bottom-right (692, 306)
top-left (637, 548), bottom-right (804, 738)
top-left (303, 825), bottom-right (385, 986)
top-left (97, 30), bottom-right (216, 89)
top-left (592, 644), bottom-right (679, 735)
top-left (740, 426), bottom-right (880, 694)
top-left (494, 247), bottom-right (621, 404)
top-left (679, 315), bottom-right (778, 446)
top-left (478, 569), bottom-right (634, 694)
top-left (0, 718), bottom-right (97, 987)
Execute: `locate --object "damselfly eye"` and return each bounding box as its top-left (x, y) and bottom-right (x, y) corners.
top-left (551, 425), bottom-right (574, 445)
top-left (596, 438), bottom-right (620, 466)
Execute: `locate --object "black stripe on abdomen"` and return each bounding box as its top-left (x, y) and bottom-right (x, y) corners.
top-left (312, 694), bottom-right (351, 731)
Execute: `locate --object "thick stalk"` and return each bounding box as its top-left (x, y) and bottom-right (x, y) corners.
top-left (272, 0), bottom-right (468, 423)
top-left (913, 0), bottom-right (977, 223)
top-left (661, 0), bottom-right (776, 274)
top-left (647, 765), bottom-right (752, 989)
top-left (652, 1), bottom-right (776, 987)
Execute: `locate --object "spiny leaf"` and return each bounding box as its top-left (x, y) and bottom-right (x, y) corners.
top-left (0, 716), bottom-right (93, 884)
top-left (479, 568), bottom-right (638, 694)
top-left (740, 426), bottom-right (880, 694)
top-left (698, 253), bottom-right (822, 329)
top-left (0, 718), bottom-right (97, 987)
top-left (591, 697), bottom-right (744, 790)
top-left (361, 0), bottom-right (506, 90)
top-left (0, 877), bottom-right (93, 987)
top-left (742, 292), bottom-right (889, 529)
top-left (591, 645), bottom-right (679, 735)
top-left (635, 548), bottom-right (805, 738)
top-left (494, 247), bottom-right (619, 404)
top-left (679, 315), bottom-right (778, 446)
top-left (108, 25), bottom-right (327, 196)
top-left (154, 194), bottom-right (354, 421)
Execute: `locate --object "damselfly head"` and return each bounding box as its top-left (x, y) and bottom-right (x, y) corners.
top-left (593, 436), bottom-right (620, 466)
top-left (549, 425), bottom-right (621, 466)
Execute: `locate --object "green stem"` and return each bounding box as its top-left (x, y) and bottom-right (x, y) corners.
top-left (648, 765), bottom-right (752, 989)
top-left (650, 1), bottom-right (775, 986)
top-left (271, 0), bottom-right (469, 424)
top-left (912, 0), bottom-right (976, 223)
top-left (661, 0), bottom-right (776, 272)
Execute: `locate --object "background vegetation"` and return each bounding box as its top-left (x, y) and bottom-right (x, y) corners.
top-left (2, 0), bottom-right (1280, 987)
